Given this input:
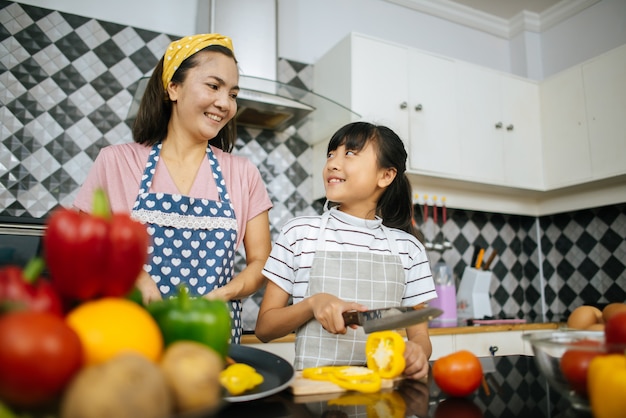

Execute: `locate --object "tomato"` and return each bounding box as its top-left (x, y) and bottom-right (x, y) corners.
top-left (0, 311), bottom-right (83, 407)
top-left (605, 311), bottom-right (626, 352)
top-left (560, 339), bottom-right (603, 396)
top-left (432, 350), bottom-right (483, 397)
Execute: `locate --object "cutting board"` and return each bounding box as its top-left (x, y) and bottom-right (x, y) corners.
top-left (289, 371), bottom-right (397, 396)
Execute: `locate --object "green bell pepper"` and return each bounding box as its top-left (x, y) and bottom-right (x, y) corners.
top-left (146, 286), bottom-right (232, 359)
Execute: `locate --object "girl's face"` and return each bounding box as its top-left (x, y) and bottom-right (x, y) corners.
top-left (323, 141), bottom-right (396, 216)
top-left (167, 51), bottom-right (239, 141)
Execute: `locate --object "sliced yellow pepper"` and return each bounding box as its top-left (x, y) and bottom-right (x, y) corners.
top-left (219, 363), bottom-right (264, 395)
top-left (302, 365), bottom-right (382, 393)
top-left (366, 331), bottom-right (406, 379)
top-left (588, 354), bottom-right (626, 418)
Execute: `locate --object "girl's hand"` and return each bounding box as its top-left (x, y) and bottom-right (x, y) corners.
top-left (309, 293), bottom-right (368, 335)
top-left (135, 271), bottom-right (162, 305)
top-left (402, 340), bottom-right (430, 380)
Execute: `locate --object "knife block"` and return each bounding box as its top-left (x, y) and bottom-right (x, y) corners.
top-left (456, 267), bottom-right (493, 320)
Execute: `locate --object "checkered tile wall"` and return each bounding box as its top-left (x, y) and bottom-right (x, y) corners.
top-left (1, 2), bottom-right (624, 331)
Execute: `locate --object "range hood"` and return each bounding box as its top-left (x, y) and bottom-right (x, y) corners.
top-left (127, 0), bottom-right (358, 140)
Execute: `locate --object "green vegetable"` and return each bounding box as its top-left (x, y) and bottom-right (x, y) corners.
top-left (146, 287), bottom-right (232, 359)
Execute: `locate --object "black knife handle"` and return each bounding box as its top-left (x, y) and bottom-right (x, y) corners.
top-left (343, 311), bottom-right (360, 326)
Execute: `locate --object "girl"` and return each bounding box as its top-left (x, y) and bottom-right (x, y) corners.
top-left (74, 34), bottom-right (273, 344)
top-left (256, 122), bottom-right (436, 380)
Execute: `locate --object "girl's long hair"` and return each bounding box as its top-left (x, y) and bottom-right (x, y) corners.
top-left (132, 45), bottom-right (237, 152)
top-left (326, 122), bottom-right (424, 241)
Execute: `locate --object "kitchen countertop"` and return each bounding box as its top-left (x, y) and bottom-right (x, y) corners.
top-left (212, 355), bottom-right (591, 418)
top-left (241, 322), bottom-right (562, 344)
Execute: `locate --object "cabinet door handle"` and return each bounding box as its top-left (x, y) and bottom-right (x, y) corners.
top-left (495, 122), bottom-right (503, 129)
top-left (506, 124), bottom-right (514, 131)
top-left (400, 101), bottom-right (408, 110)
top-left (414, 104), bottom-right (423, 111)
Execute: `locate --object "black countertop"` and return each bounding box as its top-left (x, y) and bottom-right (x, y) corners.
top-left (212, 355), bottom-right (591, 418)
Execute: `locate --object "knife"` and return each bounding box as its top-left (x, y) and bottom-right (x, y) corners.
top-left (342, 306), bottom-right (443, 333)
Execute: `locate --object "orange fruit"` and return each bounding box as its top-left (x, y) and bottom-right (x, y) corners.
top-left (66, 298), bottom-right (163, 366)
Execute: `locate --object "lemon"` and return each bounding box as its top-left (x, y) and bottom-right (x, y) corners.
top-left (66, 298), bottom-right (163, 366)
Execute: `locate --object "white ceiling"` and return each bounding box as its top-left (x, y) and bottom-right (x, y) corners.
top-left (449, 0), bottom-right (563, 20)
top-left (385, 0), bottom-right (600, 38)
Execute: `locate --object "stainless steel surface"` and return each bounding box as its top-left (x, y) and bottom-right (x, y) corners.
top-left (343, 306), bottom-right (443, 333)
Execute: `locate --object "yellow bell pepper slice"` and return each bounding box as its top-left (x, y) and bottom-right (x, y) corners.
top-left (302, 365), bottom-right (382, 393)
top-left (366, 331), bottom-right (406, 379)
top-left (588, 354), bottom-right (626, 418)
top-left (219, 363), bottom-right (264, 395)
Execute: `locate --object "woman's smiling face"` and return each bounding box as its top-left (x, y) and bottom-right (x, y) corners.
top-left (167, 51), bottom-right (239, 141)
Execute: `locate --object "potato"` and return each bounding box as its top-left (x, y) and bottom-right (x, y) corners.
top-left (160, 341), bottom-right (224, 414)
top-left (60, 353), bottom-right (173, 418)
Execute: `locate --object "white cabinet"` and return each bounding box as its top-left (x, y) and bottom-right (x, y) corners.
top-left (314, 33), bottom-right (460, 177)
top-left (541, 44), bottom-right (626, 189)
top-left (456, 62), bottom-right (543, 189)
top-left (408, 51), bottom-right (461, 177)
top-left (541, 66), bottom-right (593, 188)
top-left (582, 44), bottom-right (626, 180)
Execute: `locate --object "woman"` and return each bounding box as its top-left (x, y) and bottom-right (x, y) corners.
top-left (73, 34), bottom-right (273, 343)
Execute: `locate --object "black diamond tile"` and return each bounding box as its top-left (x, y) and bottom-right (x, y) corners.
top-left (134, 27), bottom-right (164, 43)
top-left (93, 39), bottom-right (125, 68)
top-left (11, 57), bottom-right (49, 89)
top-left (285, 135), bottom-right (309, 158)
top-left (576, 230), bottom-right (596, 253)
top-left (605, 283), bottom-right (626, 302)
top-left (48, 98), bottom-right (85, 130)
top-left (20, 3), bottom-right (54, 22)
top-left (4, 129), bottom-right (43, 159)
top-left (540, 234), bottom-right (554, 254)
top-left (90, 70), bottom-right (123, 101)
top-left (0, 16), bottom-right (9, 42)
top-left (541, 260), bottom-right (555, 280)
top-left (98, 20), bottom-right (125, 37)
top-left (4, 92), bottom-right (42, 125)
top-left (510, 259), bottom-right (523, 279)
top-left (50, 64), bottom-right (87, 93)
top-left (558, 284), bottom-right (577, 306)
top-left (45, 132), bottom-right (82, 164)
top-left (62, 13), bottom-right (90, 30)
top-left (598, 203), bottom-right (622, 225)
top-left (579, 257), bottom-right (600, 279)
top-left (525, 285), bottom-right (541, 306)
top-left (602, 255), bottom-right (625, 278)
top-left (13, 22), bottom-right (52, 55)
top-left (86, 103), bottom-right (122, 134)
top-left (84, 137), bottom-right (112, 160)
top-left (284, 161), bottom-right (308, 187)
top-left (129, 45), bottom-right (159, 74)
top-left (0, 164), bottom-right (38, 189)
top-left (523, 260), bottom-right (539, 280)
top-left (573, 208), bottom-right (594, 228)
top-left (55, 31), bottom-right (90, 62)
top-left (40, 167), bottom-right (79, 199)
top-left (599, 228), bottom-right (623, 252)
top-left (556, 258), bottom-right (575, 279)
top-left (554, 234), bottom-right (573, 255)
top-left (580, 283), bottom-right (602, 302)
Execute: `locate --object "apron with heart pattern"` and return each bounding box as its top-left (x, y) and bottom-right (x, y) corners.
top-left (131, 142), bottom-right (242, 343)
top-left (294, 210), bottom-right (406, 369)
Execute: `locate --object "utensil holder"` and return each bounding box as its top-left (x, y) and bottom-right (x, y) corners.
top-left (456, 267), bottom-right (493, 319)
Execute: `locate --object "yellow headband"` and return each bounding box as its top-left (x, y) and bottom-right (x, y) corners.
top-left (162, 33), bottom-right (234, 91)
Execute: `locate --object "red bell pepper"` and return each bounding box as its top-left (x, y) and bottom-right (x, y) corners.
top-left (0, 257), bottom-right (63, 316)
top-left (43, 189), bottom-right (149, 302)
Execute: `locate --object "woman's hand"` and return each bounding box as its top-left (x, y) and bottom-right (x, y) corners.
top-left (135, 271), bottom-right (162, 305)
top-left (308, 293), bottom-right (368, 335)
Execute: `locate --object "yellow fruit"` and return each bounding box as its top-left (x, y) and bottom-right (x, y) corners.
top-left (66, 298), bottom-right (163, 366)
